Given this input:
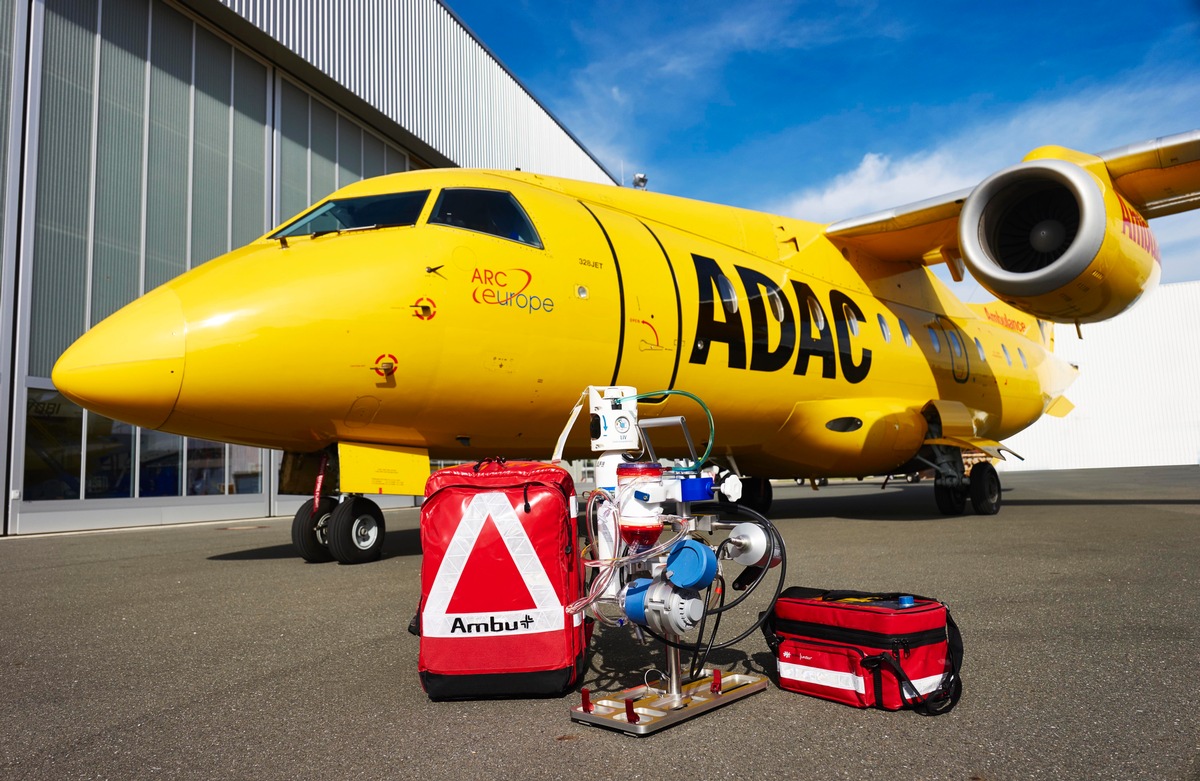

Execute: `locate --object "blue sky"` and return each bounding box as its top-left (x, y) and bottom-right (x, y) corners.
top-left (446, 0), bottom-right (1200, 284)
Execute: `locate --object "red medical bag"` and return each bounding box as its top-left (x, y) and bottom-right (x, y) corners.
top-left (415, 459), bottom-right (588, 700)
top-left (762, 587), bottom-right (963, 715)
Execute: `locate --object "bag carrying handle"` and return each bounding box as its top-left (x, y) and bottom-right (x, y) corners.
top-left (472, 456), bottom-right (507, 472)
top-left (863, 610), bottom-right (963, 716)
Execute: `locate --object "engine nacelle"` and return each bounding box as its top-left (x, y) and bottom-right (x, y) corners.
top-left (959, 151), bottom-right (1160, 324)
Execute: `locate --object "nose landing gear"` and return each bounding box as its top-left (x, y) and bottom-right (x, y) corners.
top-left (290, 494), bottom-right (386, 564)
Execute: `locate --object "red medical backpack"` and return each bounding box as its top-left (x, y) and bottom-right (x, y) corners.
top-left (415, 459), bottom-right (588, 700)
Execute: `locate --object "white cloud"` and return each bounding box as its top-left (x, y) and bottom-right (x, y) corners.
top-left (766, 73), bottom-right (1200, 282)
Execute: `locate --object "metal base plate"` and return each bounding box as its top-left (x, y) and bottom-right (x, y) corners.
top-left (570, 671), bottom-right (769, 736)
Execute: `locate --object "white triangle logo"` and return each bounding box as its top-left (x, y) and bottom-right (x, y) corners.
top-left (422, 492), bottom-right (566, 638)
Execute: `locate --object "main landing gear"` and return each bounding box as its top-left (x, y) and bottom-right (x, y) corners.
top-left (930, 445), bottom-right (1001, 516)
top-left (291, 494), bottom-right (386, 564)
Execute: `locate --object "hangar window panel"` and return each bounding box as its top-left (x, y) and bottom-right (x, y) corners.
top-left (309, 99), bottom-right (338, 204)
top-left (140, 429), bottom-right (182, 497)
top-left (927, 326), bottom-right (941, 353)
top-left (28, 0), bottom-right (97, 378)
top-left (145, 1), bottom-right (193, 292)
top-left (84, 413), bottom-right (133, 499)
top-left (429, 188), bottom-right (543, 248)
top-left (877, 313), bottom-right (891, 342)
top-left (899, 319), bottom-right (912, 347)
top-left (190, 28), bottom-right (232, 266)
top-left (0, 0), bottom-right (11, 254)
top-left (337, 115), bottom-right (363, 187)
top-left (362, 133), bottom-right (386, 179)
top-left (231, 51), bottom-right (269, 248)
top-left (23, 390), bottom-right (83, 501)
top-left (230, 446), bottom-right (263, 494)
top-left (385, 146), bottom-right (409, 174)
top-left (186, 438), bottom-right (227, 495)
top-left (278, 79), bottom-right (311, 223)
top-left (273, 190), bottom-right (430, 237)
top-left (91, 0), bottom-right (149, 325)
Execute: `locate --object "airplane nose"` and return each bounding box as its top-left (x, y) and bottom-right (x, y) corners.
top-left (52, 287), bottom-right (186, 429)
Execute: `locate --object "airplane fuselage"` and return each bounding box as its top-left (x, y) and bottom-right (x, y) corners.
top-left (53, 169), bottom-right (1070, 479)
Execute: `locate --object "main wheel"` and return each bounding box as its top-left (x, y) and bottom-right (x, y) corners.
top-left (934, 480), bottom-right (966, 515)
top-left (328, 497), bottom-right (386, 564)
top-left (969, 461), bottom-right (1002, 515)
top-left (291, 497), bottom-right (336, 563)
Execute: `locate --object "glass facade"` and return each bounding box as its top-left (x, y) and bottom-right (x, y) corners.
top-left (9, 0), bottom-right (412, 531)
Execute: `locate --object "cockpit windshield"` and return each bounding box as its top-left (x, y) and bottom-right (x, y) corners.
top-left (428, 188), bottom-right (543, 248)
top-left (271, 190), bottom-right (431, 238)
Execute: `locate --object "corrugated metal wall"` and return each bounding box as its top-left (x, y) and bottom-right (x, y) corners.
top-left (999, 281), bottom-right (1200, 471)
top-left (215, 0), bottom-right (615, 184)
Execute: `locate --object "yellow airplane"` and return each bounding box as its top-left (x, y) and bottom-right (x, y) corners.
top-left (52, 130), bottom-right (1200, 562)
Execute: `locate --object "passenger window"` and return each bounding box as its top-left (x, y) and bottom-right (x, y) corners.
top-left (272, 190), bottom-right (430, 238)
top-left (1002, 344), bottom-right (1012, 366)
top-left (765, 287), bottom-right (786, 323)
top-left (1018, 348), bottom-right (1028, 369)
top-left (843, 303), bottom-right (860, 336)
top-left (899, 319), bottom-right (912, 347)
top-left (928, 326), bottom-right (941, 353)
top-left (948, 330), bottom-right (963, 358)
top-left (975, 337), bottom-right (986, 361)
top-left (429, 188), bottom-right (543, 247)
top-left (717, 275), bottom-right (739, 315)
top-left (808, 297), bottom-right (826, 331)
top-left (877, 313), bottom-right (891, 343)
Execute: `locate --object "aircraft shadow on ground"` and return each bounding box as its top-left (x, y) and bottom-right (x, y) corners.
top-left (207, 527), bottom-right (423, 562)
top-left (768, 485), bottom-right (980, 522)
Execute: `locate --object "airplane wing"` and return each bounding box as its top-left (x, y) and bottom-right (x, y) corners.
top-left (824, 129), bottom-right (1200, 263)
top-left (1098, 130), bottom-right (1200, 218)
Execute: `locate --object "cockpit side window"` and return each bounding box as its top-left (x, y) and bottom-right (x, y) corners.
top-left (271, 190), bottom-right (430, 238)
top-left (429, 188), bottom-right (543, 248)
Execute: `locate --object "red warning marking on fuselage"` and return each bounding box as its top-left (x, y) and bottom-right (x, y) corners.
top-left (373, 353), bottom-right (398, 376)
top-left (412, 297), bottom-right (437, 319)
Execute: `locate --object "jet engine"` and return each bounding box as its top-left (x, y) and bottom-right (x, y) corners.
top-left (958, 154), bottom-right (1160, 324)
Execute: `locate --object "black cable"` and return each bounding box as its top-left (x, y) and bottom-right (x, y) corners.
top-left (640, 502), bottom-right (787, 654)
top-left (689, 574), bottom-right (725, 679)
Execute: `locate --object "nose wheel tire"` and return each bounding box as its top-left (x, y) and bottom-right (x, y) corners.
top-left (328, 497), bottom-right (386, 564)
top-left (291, 497), bottom-right (337, 563)
top-left (969, 462), bottom-right (1002, 515)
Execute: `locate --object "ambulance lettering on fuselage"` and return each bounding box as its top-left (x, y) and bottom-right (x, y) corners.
top-left (688, 254), bottom-right (872, 383)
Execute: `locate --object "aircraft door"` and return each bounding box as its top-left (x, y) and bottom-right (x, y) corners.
top-left (584, 205), bottom-right (682, 394)
top-left (936, 316), bottom-right (971, 384)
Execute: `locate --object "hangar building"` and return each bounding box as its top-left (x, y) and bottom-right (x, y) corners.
top-left (999, 280), bottom-right (1200, 472)
top-left (1, 0), bottom-right (614, 534)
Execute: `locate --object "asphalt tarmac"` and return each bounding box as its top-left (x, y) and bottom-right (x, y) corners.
top-left (1, 465), bottom-right (1197, 781)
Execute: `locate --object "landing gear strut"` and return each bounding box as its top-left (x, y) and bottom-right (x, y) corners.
top-left (931, 444), bottom-right (967, 516)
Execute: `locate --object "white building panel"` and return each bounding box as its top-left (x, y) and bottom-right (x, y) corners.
top-left (214, 0), bottom-right (615, 183)
top-left (999, 281), bottom-right (1200, 471)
